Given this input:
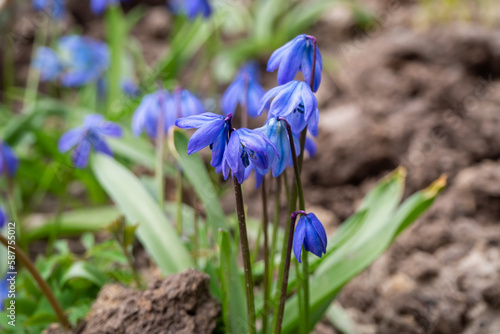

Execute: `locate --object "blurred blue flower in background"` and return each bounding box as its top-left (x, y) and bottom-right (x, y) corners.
top-left (175, 113), bottom-right (230, 171)
top-left (221, 62), bottom-right (265, 118)
top-left (259, 80), bottom-right (318, 134)
top-left (0, 276), bottom-right (8, 311)
top-left (32, 47), bottom-right (63, 82)
top-left (0, 205), bottom-right (6, 228)
top-left (33, 0), bottom-right (65, 20)
top-left (293, 212), bottom-right (327, 263)
top-left (267, 34), bottom-right (323, 92)
top-left (91, 0), bottom-right (124, 14)
top-left (57, 36), bottom-right (109, 87)
top-left (132, 89), bottom-right (170, 139)
top-left (168, 87), bottom-right (206, 119)
top-left (170, 0), bottom-right (212, 20)
top-left (58, 114), bottom-right (122, 168)
top-left (255, 117), bottom-right (299, 178)
top-left (0, 142), bottom-right (19, 178)
top-left (221, 128), bottom-right (276, 184)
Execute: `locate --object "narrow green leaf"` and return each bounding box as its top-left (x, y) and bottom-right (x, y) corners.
top-left (61, 262), bottom-right (108, 287)
top-left (91, 154), bottom-right (194, 274)
top-left (219, 229), bottom-right (248, 334)
top-left (326, 302), bottom-right (361, 334)
top-left (173, 129), bottom-right (227, 237)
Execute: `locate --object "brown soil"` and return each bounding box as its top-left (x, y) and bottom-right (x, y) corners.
top-left (44, 269), bottom-right (220, 334)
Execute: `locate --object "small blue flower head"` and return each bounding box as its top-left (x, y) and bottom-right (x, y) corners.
top-left (132, 89), bottom-right (170, 138)
top-left (32, 47), bottom-right (63, 82)
top-left (91, 0), bottom-right (123, 14)
top-left (221, 61), bottom-right (265, 118)
top-left (0, 141), bottom-right (19, 178)
top-left (221, 128), bottom-right (277, 184)
top-left (260, 80), bottom-right (318, 135)
top-left (0, 205), bottom-right (6, 229)
top-left (0, 275), bottom-right (8, 311)
top-left (267, 34), bottom-right (323, 92)
top-left (293, 212), bottom-right (327, 263)
top-left (58, 114), bottom-right (122, 168)
top-left (175, 113), bottom-right (230, 171)
top-left (255, 117), bottom-right (299, 178)
top-left (33, 0), bottom-right (65, 20)
top-left (170, 0), bottom-right (212, 20)
top-left (57, 35), bottom-right (109, 87)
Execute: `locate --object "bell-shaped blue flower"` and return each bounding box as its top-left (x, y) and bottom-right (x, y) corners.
top-left (132, 90), bottom-right (171, 138)
top-left (259, 80), bottom-right (318, 134)
top-left (221, 62), bottom-right (265, 118)
top-left (175, 113), bottom-right (230, 170)
top-left (33, 0), bottom-right (65, 20)
top-left (221, 128), bottom-right (277, 184)
top-left (168, 87), bottom-right (206, 119)
top-left (0, 205), bottom-right (6, 229)
top-left (0, 141), bottom-right (19, 178)
top-left (58, 114), bottom-right (122, 168)
top-left (255, 118), bottom-right (299, 178)
top-left (170, 0), bottom-right (212, 20)
top-left (267, 34), bottom-right (323, 92)
top-left (91, 0), bottom-right (124, 14)
top-left (32, 47), bottom-right (63, 82)
top-left (293, 212), bottom-right (327, 263)
top-left (57, 35), bottom-right (109, 87)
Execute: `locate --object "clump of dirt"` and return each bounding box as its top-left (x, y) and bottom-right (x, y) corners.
top-left (45, 269), bottom-right (220, 334)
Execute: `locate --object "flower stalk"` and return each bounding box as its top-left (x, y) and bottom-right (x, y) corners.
top-left (261, 175), bottom-right (270, 334)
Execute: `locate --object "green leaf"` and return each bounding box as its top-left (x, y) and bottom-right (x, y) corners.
top-left (91, 154), bottom-right (194, 274)
top-left (281, 169), bottom-right (445, 333)
top-left (326, 302), bottom-right (361, 334)
top-left (218, 229), bottom-right (248, 334)
top-left (173, 129), bottom-right (227, 238)
top-left (61, 261), bottom-right (108, 287)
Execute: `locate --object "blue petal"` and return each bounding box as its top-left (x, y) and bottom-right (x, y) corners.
top-left (180, 90), bottom-right (205, 117)
top-left (132, 93), bottom-right (157, 136)
top-left (303, 214), bottom-right (326, 258)
top-left (91, 0), bottom-right (108, 14)
top-left (32, 47), bottom-right (62, 81)
top-left (308, 108), bottom-right (319, 137)
top-left (99, 121), bottom-right (122, 137)
top-left (72, 139), bottom-right (92, 168)
top-left (210, 125), bottom-right (228, 169)
top-left (221, 77), bottom-right (244, 116)
top-left (93, 136), bottom-right (113, 156)
top-left (1, 143), bottom-right (19, 177)
top-left (270, 81), bottom-right (302, 117)
top-left (277, 36), bottom-right (306, 85)
top-left (58, 127), bottom-right (85, 153)
top-left (84, 114), bottom-right (105, 128)
top-left (300, 82), bottom-right (317, 121)
top-left (307, 213), bottom-right (327, 254)
top-left (175, 112), bottom-right (224, 129)
top-left (305, 136), bottom-right (317, 158)
top-left (246, 81), bottom-right (265, 118)
top-left (0, 205), bottom-right (6, 228)
top-left (259, 85), bottom-right (284, 115)
top-left (187, 120), bottom-right (224, 154)
top-left (293, 217), bottom-right (307, 263)
top-left (224, 131), bottom-right (242, 174)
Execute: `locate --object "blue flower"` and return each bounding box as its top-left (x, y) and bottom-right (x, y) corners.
top-left (255, 118), bottom-right (299, 178)
top-left (122, 79), bottom-right (141, 97)
top-left (221, 62), bottom-right (265, 118)
top-left (305, 135), bottom-right (317, 158)
top-left (57, 35), bottom-right (109, 87)
top-left (168, 88), bottom-right (206, 119)
top-left (170, 0), bottom-right (212, 20)
top-left (91, 0), bottom-right (123, 14)
top-left (221, 128), bottom-right (277, 184)
top-left (0, 275), bottom-right (9, 311)
top-left (32, 47), bottom-right (63, 82)
top-left (0, 142), bottom-right (19, 178)
top-left (267, 34), bottom-right (323, 92)
top-left (175, 113), bottom-right (230, 170)
top-left (58, 114), bottom-right (122, 168)
top-left (33, 0), bottom-right (65, 20)
top-left (0, 205), bottom-right (6, 229)
top-left (131, 90), bottom-right (171, 139)
top-left (259, 80), bottom-right (318, 134)
top-left (293, 212), bottom-right (327, 263)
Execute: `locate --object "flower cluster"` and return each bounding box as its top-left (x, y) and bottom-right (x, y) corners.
top-left (58, 114), bottom-right (122, 168)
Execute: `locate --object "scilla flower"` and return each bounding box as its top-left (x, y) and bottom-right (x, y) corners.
top-left (221, 128), bottom-right (277, 184)
top-left (0, 141), bottom-right (19, 177)
top-left (259, 80), bottom-right (318, 134)
top-left (91, 0), bottom-right (125, 14)
top-left (0, 275), bottom-right (8, 311)
top-left (175, 113), bottom-right (230, 171)
top-left (0, 205), bottom-right (6, 228)
top-left (132, 89), bottom-right (171, 138)
top-left (57, 35), bottom-right (109, 87)
top-left (168, 87), bottom-right (206, 119)
top-left (58, 114), bottom-right (122, 168)
top-left (170, 0), bottom-right (212, 20)
top-left (33, 0), bottom-right (65, 20)
top-left (221, 62), bottom-right (265, 118)
top-left (267, 34), bottom-right (323, 92)
top-left (255, 117), bottom-right (299, 177)
top-left (292, 212), bottom-right (327, 263)
top-left (32, 47), bottom-right (63, 82)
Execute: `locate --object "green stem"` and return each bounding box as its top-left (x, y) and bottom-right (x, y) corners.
top-left (176, 169), bottom-right (183, 235)
top-left (261, 176), bottom-right (270, 334)
top-left (232, 176), bottom-right (256, 334)
top-left (269, 176), bottom-right (281, 296)
top-left (0, 233), bottom-right (71, 329)
top-left (251, 220), bottom-right (262, 265)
